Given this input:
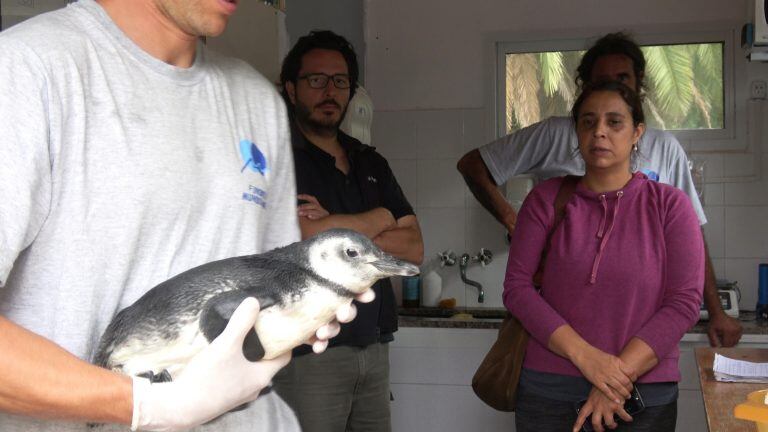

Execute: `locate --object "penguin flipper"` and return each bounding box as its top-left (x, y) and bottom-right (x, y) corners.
top-left (200, 290), bottom-right (278, 362)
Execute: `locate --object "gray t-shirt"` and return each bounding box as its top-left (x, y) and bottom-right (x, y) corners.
top-left (479, 116), bottom-right (707, 225)
top-left (0, 1), bottom-right (300, 431)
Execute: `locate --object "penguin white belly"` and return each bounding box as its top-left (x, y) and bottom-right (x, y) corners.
top-left (110, 321), bottom-right (209, 379)
top-left (255, 282), bottom-right (351, 359)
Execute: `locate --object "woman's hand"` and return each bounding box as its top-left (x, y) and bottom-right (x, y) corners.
top-left (573, 386), bottom-right (633, 432)
top-left (571, 345), bottom-right (636, 403)
top-left (548, 326), bottom-right (636, 403)
top-left (297, 194), bottom-right (329, 220)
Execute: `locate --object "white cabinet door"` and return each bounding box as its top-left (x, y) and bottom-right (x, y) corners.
top-left (391, 383), bottom-right (515, 432)
top-left (391, 328), bottom-right (515, 432)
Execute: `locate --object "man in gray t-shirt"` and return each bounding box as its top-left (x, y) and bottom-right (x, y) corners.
top-left (458, 32), bottom-right (742, 349)
top-left (0, 1), bottom-right (366, 431)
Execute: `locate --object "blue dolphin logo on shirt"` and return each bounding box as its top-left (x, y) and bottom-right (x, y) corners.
top-left (641, 169), bottom-right (659, 182)
top-left (239, 139), bottom-right (267, 175)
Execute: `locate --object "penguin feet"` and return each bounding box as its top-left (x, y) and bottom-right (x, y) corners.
top-left (136, 369), bottom-right (173, 383)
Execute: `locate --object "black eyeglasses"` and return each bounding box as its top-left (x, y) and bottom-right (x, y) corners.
top-left (298, 73), bottom-right (351, 89)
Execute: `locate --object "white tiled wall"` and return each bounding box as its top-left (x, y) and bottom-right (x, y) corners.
top-left (375, 108), bottom-right (505, 306)
top-left (700, 119), bottom-right (768, 308)
top-left (366, 0), bottom-right (768, 310)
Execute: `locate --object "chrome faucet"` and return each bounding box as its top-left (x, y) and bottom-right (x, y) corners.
top-left (474, 248), bottom-right (493, 267)
top-left (438, 250), bottom-right (457, 267)
top-left (460, 253), bottom-right (485, 303)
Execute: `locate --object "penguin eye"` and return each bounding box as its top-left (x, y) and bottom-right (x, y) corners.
top-left (345, 248), bottom-right (359, 258)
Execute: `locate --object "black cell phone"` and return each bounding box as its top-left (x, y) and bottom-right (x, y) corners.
top-left (574, 386), bottom-right (645, 432)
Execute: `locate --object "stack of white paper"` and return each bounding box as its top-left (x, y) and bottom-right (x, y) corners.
top-left (713, 353), bottom-right (768, 383)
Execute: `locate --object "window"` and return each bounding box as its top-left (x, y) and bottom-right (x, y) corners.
top-left (495, 29), bottom-right (737, 144)
top-left (503, 43), bottom-right (724, 134)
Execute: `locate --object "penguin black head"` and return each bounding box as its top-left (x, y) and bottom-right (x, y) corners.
top-left (305, 228), bottom-right (419, 293)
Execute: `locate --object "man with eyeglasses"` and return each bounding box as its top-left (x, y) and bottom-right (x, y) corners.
top-left (273, 30), bottom-right (424, 432)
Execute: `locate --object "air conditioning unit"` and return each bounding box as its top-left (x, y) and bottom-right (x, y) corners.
top-left (757, 0), bottom-right (768, 46)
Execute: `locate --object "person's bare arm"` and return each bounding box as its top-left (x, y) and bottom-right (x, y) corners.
top-left (703, 238), bottom-right (743, 347)
top-left (457, 149), bottom-right (517, 233)
top-left (298, 206), bottom-right (396, 240)
top-left (373, 215), bottom-right (424, 265)
top-left (0, 293), bottom-right (369, 428)
top-left (0, 315), bottom-right (133, 424)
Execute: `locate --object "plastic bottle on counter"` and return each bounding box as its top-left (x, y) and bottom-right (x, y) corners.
top-left (402, 276), bottom-right (420, 308)
top-left (421, 270), bottom-right (442, 307)
top-left (758, 263), bottom-right (768, 322)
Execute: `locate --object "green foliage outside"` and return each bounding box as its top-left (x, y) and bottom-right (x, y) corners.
top-left (504, 43), bottom-right (724, 133)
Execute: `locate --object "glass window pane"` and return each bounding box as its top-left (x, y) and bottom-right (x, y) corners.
top-left (504, 42), bottom-right (724, 134)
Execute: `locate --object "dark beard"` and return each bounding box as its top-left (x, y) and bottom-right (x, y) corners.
top-left (294, 100), bottom-right (348, 137)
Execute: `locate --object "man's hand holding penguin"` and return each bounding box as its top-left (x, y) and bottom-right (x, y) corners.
top-left (131, 290), bottom-right (375, 431)
top-left (92, 229), bottom-right (417, 431)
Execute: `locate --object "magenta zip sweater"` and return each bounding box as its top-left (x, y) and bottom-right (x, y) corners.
top-left (503, 173), bottom-right (704, 383)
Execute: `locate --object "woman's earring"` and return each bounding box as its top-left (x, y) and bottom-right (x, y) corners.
top-left (630, 143), bottom-right (639, 172)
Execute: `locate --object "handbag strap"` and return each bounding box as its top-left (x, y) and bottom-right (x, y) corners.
top-left (533, 175), bottom-right (580, 285)
top-left (543, 175), bottom-right (579, 255)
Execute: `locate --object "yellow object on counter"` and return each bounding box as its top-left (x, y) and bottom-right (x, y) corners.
top-left (438, 298), bottom-right (456, 309)
top-left (451, 313), bottom-right (473, 320)
top-left (734, 389), bottom-right (768, 431)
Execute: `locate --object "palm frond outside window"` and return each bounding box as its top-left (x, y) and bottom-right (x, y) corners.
top-left (503, 42), bottom-right (724, 134)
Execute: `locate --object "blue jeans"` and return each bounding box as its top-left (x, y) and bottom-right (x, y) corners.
top-left (272, 343), bottom-right (391, 432)
top-left (515, 384), bottom-right (677, 432)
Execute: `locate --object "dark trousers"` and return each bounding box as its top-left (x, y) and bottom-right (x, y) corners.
top-left (273, 343), bottom-right (391, 432)
top-left (515, 385), bottom-right (677, 432)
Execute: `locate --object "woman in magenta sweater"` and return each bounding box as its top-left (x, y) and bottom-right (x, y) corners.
top-left (503, 81), bottom-right (704, 432)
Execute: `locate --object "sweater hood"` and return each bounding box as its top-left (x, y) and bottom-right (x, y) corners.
top-left (573, 171), bottom-right (647, 202)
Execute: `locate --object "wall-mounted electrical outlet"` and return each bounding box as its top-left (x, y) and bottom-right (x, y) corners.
top-left (751, 80), bottom-right (767, 100)
top-left (15, 0), bottom-right (35, 7)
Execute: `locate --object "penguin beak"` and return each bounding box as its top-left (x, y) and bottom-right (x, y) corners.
top-left (370, 255), bottom-right (420, 276)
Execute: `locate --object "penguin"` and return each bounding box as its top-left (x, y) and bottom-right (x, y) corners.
top-left (93, 228), bottom-right (419, 382)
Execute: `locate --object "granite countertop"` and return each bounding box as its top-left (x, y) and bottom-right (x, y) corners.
top-left (398, 307), bottom-right (508, 330)
top-left (398, 308), bottom-right (768, 336)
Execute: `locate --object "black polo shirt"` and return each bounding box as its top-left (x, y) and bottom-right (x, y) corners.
top-left (291, 124), bottom-right (415, 355)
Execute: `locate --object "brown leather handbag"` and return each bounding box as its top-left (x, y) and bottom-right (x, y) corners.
top-left (471, 175), bottom-right (579, 412)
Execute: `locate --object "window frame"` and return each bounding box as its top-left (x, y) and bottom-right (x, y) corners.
top-left (494, 27), bottom-right (739, 145)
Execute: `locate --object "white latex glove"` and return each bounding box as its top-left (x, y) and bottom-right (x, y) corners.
top-left (131, 289), bottom-right (375, 431)
top-left (308, 288), bottom-right (376, 353)
top-left (131, 297), bottom-right (289, 431)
